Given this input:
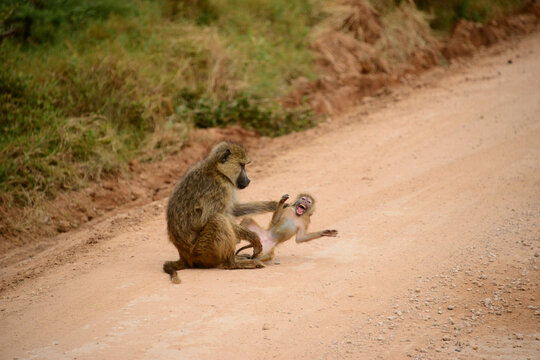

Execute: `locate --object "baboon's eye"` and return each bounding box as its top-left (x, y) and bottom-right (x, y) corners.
top-left (221, 149), bottom-right (231, 163)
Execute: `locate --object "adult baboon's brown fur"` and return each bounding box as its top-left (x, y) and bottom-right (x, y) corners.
top-left (163, 141), bottom-right (277, 284)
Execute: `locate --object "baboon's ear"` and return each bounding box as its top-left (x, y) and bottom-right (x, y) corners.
top-left (220, 149), bottom-right (231, 163)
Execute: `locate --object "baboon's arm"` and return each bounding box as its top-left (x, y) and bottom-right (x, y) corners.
top-left (270, 194), bottom-right (289, 227)
top-left (295, 228), bottom-right (338, 243)
top-left (233, 201), bottom-right (278, 217)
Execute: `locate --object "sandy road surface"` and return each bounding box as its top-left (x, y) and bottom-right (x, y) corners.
top-left (1, 32), bottom-right (540, 360)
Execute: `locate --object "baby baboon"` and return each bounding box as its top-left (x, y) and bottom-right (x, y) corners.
top-left (163, 141), bottom-right (278, 284)
top-left (236, 193), bottom-right (338, 261)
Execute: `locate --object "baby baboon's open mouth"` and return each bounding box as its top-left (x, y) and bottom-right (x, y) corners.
top-left (296, 203), bottom-right (306, 215)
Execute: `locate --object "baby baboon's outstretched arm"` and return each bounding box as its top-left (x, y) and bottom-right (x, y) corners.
top-left (295, 228), bottom-right (338, 243)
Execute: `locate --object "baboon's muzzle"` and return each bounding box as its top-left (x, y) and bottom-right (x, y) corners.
top-left (237, 168), bottom-right (250, 189)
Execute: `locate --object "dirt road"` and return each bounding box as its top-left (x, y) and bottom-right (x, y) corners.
top-left (1, 32), bottom-right (539, 360)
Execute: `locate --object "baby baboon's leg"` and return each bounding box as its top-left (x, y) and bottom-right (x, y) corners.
top-left (163, 257), bottom-right (189, 284)
top-left (233, 222), bottom-right (263, 259)
top-left (257, 249), bottom-right (275, 262)
top-left (191, 214), bottom-right (236, 268)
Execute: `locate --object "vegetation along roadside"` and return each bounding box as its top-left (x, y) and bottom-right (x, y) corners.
top-left (0, 0), bottom-right (537, 250)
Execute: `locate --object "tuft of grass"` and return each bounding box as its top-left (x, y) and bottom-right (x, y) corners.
top-left (375, 2), bottom-right (439, 69)
top-left (161, 0), bottom-right (219, 25)
top-left (51, 56), bottom-right (149, 136)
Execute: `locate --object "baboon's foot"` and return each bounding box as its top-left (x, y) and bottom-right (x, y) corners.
top-left (223, 259), bottom-right (265, 269)
top-left (171, 273), bottom-right (181, 284)
top-left (163, 259), bottom-right (188, 284)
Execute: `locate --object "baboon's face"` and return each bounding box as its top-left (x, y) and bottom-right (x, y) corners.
top-left (235, 162), bottom-right (250, 189)
top-left (214, 142), bottom-right (251, 189)
top-left (294, 195), bottom-right (313, 216)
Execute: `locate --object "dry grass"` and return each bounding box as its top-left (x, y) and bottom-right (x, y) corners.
top-left (376, 2), bottom-right (441, 70)
top-left (313, 0), bottom-right (439, 77)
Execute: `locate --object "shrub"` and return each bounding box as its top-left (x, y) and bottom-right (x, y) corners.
top-left (175, 88), bottom-right (318, 137)
top-left (0, 0), bottom-right (136, 44)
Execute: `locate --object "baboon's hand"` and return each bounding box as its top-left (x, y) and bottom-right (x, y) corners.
top-left (322, 229), bottom-right (338, 237)
top-left (279, 194), bottom-right (289, 204)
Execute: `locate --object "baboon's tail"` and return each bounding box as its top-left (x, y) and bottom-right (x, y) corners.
top-left (163, 260), bottom-right (187, 284)
top-left (235, 244), bottom-right (253, 256)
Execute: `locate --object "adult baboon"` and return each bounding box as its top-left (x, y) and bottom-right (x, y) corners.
top-left (163, 141), bottom-right (277, 283)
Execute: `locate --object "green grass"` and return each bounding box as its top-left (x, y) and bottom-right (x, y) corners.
top-left (175, 89), bottom-right (316, 136)
top-left (0, 0), bottom-right (323, 212)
